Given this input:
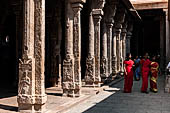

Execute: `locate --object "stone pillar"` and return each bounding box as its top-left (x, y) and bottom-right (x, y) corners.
top-left (85, 13), bottom-right (95, 86)
top-left (106, 22), bottom-right (113, 76)
top-left (17, 0), bottom-right (35, 112)
top-left (165, 9), bottom-right (170, 64)
top-left (114, 24), bottom-right (121, 73)
top-left (160, 14), bottom-right (165, 72)
top-left (34, 0), bottom-right (47, 112)
top-left (18, 0), bottom-right (47, 112)
top-left (120, 21), bottom-right (127, 74)
top-left (93, 10), bottom-right (103, 87)
top-left (101, 2), bottom-right (116, 80)
top-left (112, 28), bottom-right (117, 76)
top-left (114, 7), bottom-right (125, 74)
top-left (63, 0), bottom-right (85, 97)
top-left (85, 0), bottom-right (105, 87)
top-left (101, 21), bottom-right (108, 79)
top-left (126, 32), bottom-right (132, 54)
top-left (126, 22), bottom-right (133, 55)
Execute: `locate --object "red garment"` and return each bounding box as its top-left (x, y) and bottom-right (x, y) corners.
top-left (140, 59), bottom-right (151, 92)
top-left (150, 62), bottom-right (159, 92)
top-left (124, 60), bottom-right (134, 93)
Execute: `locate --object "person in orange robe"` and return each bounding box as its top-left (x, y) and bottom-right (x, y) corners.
top-left (140, 53), bottom-right (151, 93)
top-left (123, 53), bottom-right (134, 93)
top-left (150, 55), bottom-right (159, 93)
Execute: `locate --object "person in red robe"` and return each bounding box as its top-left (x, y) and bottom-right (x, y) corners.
top-left (123, 53), bottom-right (134, 93)
top-left (140, 53), bottom-right (151, 93)
top-left (150, 55), bottom-right (159, 93)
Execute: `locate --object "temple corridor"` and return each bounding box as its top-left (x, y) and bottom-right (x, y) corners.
top-left (0, 0), bottom-right (170, 112)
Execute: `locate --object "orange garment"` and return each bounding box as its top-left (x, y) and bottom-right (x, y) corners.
top-left (150, 62), bottom-right (159, 92)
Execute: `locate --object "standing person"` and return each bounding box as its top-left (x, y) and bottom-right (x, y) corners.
top-left (140, 53), bottom-right (151, 94)
top-left (134, 56), bottom-right (141, 81)
top-left (150, 55), bottom-right (159, 93)
top-left (123, 53), bottom-right (134, 93)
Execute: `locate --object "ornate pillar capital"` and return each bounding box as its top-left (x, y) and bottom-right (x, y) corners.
top-left (71, 2), bottom-right (84, 13)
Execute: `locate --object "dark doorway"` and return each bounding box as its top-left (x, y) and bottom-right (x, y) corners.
top-left (0, 14), bottom-right (17, 89)
top-left (131, 9), bottom-right (165, 59)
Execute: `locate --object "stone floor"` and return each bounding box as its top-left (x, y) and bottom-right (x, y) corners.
top-left (65, 75), bottom-right (170, 113)
top-left (0, 75), bottom-right (170, 113)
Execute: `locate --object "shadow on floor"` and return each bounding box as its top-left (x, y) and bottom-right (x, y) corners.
top-left (82, 75), bottom-right (167, 113)
top-left (0, 104), bottom-right (18, 112)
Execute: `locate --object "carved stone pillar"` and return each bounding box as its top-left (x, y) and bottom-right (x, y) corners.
top-left (106, 22), bottom-right (113, 76)
top-left (126, 32), bottom-right (132, 54)
top-left (85, 13), bottom-right (96, 86)
top-left (114, 6), bottom-right (125, 74)
top-left (93, 10), bottom-right (103, 87)
top-left (101, 21), bottom-right (108, 79)
top-left (18, 0), bottom-right (45, 112)
top-left (120, 21), bottom-right (127, 74)
top-left (114, 24), bottom-right (121, 73)
top-left (122, 21), bottom-right (127, 65)
top-left (34, 0), bottom-right (47, 112)
top-left (85, 0), bottom-right (105, 87)
top-left (112, 28), bottom-right (117, 76)
top-left (63, 0), bottom-right (85, 97)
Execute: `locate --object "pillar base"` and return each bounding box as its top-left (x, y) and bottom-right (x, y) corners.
top-left (84, 83), bottom-right (101, 88)
top-left (18, 103), bottom-right (46, 113)
top-left (63, 89), bottom-right (81, 97)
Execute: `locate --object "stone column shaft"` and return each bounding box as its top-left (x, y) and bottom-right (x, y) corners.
top-left (18, 0), bottom-right (35, 112)
top-left (18, 0), bottom-right (48, 112)
top-left (101, 22), bottom-right (108, 79)
top-left (85, 13), bottom-right (95, 86)
top-left (85, 9), bottom-right (103, 87)
top-left (112, 29), bottom-right (117, 76)
top-left (72, 3), bottom-right (83, 96)
top-left (122, 29), bottom-right (127, 63)
top-left (115, 26), bottom-right (121, 73)
top-left (106, 22), bottom-right (113, 76)
top-left (126, 33), bottom-right (131, 54)
top-left (63, 0), bottom-right (84, 97)
top-left (120, 21), bottom-right (127, 74)
top-left (34, 0), bottom-right (47, 112)
top-left (93, 9), bottom-right (103, 87)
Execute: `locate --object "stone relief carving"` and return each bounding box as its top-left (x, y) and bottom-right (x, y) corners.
top-left (85, 55), bottom-right (95, 83)
top-left (101, 57), bottom-right (107, 77)
top-left (18, 58), bottom-right (34, 96)
top-left (63, 55), bottom-right (74, 82)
